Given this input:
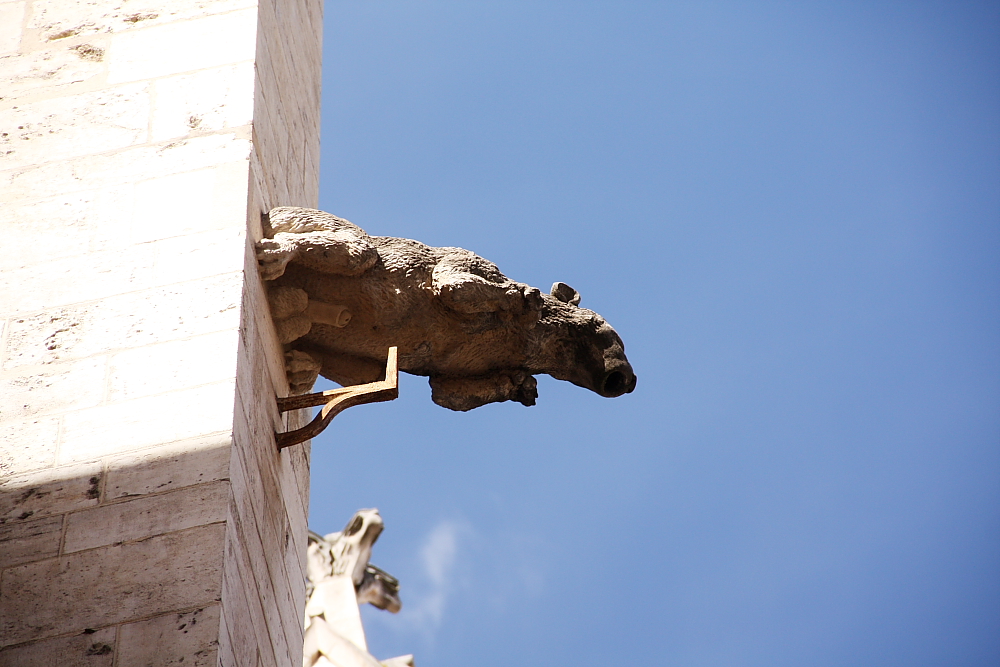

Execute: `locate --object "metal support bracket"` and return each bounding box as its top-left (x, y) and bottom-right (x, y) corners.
top-left (275, 347), bottom-right (399, 450)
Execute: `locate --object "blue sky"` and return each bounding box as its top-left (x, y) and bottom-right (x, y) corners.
top-left (307, 2), bottom-right (1000, 665)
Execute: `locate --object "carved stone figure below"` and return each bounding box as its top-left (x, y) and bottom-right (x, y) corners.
top-left (304, 509), bottom-right (412, 667)
top-left (258, 207), bottom-right (637, 410)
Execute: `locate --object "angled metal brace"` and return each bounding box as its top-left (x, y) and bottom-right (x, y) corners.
top-left (275, 347), bottom-right (399, 450)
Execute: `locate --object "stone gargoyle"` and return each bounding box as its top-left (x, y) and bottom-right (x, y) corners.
top-left (257, 207), bottom-right (637, 411)
top-left (305, 509), bottom-right (412, 667)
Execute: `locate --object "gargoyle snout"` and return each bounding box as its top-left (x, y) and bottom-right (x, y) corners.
top-left (600, 365), bottom-right (637, 398)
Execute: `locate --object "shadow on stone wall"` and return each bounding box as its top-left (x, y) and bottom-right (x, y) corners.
top-left (0, 430), bottom-right (308, 667)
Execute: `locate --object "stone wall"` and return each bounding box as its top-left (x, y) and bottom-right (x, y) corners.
top-left (0, 0), bottom-right (322, 664)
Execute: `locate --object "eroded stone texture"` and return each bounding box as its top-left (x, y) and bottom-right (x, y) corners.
top-left (107, 8), bottom-right (258, 84)
top-left (2, 273), bottom-right (243, 369)
top-left (0, 42), bottom-right (107, 101)
top-left (0, 3), bottom-right (27, 57)
top-left (0, 626), bottom-right (116, 667)
top-left (258, 207), bottom-right (637, 410)
top-left (0, 355), bottom-right (106, 420)
top-left (63, 479), bottom-right (230, 553)
top-left (117, 605), bottom-right (221, 667)
top-left (0, 461), bottom-right (102, 524)
top-left (0, 515), bottom-right (62, 568)
top-left (0, 416), bottom-right (60, 477)
top-left (151, 63), bottom-right (256, 142)
top-left (0, 83), bottom-right (151, 171)
top-left (0, 523), bottom-right (225, 646)
top-left (27, 0), bottom-right (255, 42)
top-left (104, 434), bottom-right (232, 499)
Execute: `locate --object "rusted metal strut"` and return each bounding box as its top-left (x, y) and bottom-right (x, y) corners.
top-left (275, 347), bottom-right (399, 450)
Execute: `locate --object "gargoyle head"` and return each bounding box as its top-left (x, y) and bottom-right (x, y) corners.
top-left (306, 510), bottom-right (404, 615)
top-left (541, 282), bottom-right (638, 398)
top-left (308, 508), bottom-right (384, 587)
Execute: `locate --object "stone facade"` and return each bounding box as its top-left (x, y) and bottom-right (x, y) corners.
top-left (0, 0), bottom-right (322, 664)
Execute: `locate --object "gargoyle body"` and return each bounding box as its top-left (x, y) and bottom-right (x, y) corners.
top-left (258, 207), bottom-right (636, 410)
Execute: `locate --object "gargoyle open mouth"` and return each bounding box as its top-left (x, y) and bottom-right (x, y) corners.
top-left (602, 369), bottom-right (636, 397)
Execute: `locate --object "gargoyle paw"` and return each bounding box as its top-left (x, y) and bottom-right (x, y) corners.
top-left (285, 350), bottom-right (321, 395)
top-left (510, 372), bottom-right (538, 407)
top-left (428, 371), bottom-right (538, 411)
top-left (256, 238), bottom-right (296, 281)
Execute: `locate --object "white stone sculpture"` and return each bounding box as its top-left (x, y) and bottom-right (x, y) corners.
top-left (304, 509), bottom-right (413, 667)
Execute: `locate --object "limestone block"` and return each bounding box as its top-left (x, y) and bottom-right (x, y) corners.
top-left (248, 84), bottom-right (290, 202)
top-left (0, 355), bottom-right (106, 419)
top-left (0, 42), bottom-right (107, 102)
top-left (59, 380), bottom-right (236, 463)
top-left (0, 244), bottom-right (154, 314)
top-left (3, 308), bottom-right (87, 369)
top-left (224, 504), bottom-right (282, 667)
top-left (0, 461), bottom-right (101, 524)
top-left (131, 161), bottom-right (251, 243)
top-left (227, 445), bottom-right (297, 665)
top-left (231, 433), bottom-right (306, 664)
top-left (2, 272), bottom-right (243, 369)
top-left (304, 137), bottom-right (321, 209)
top-left (249, 125), bottom-right (280, 210)
top-left (108, 330), bottom-right (239, 402)
top-left (0, 514), bottom-right (62, 568)
top-left (29, 0), bottom-right (255, 42)
top-left (286, 438), bottom-right (312, 530)
top-left (262, 447), bottom-right (309, 620)
top-left (63, 479), bottom-right (229, 553)
top-left (0, 626), bottom-right (116, 667)
top-left (233, 391), bottom-right (309, 600)
top-left (295, 0), bottom-right (325, 44)
top-left (151, 63), bottom-right (255, 142)
top-left (0, 186), bottom-right (133, 270)
top-left (259, 0), bottom-right (322, 86)
top-left (0, 133), bottom-right (252, 204)
top-left (222, 579), bottom-right (274, 667)
top-left (152, 227), bottom-right (248, 285)
top-left (0, 416), bottom-right (60, 476)
top-left (107, 9), bottom-right (258, 84)
top-left (234, 346), bottom-right (282, 456)
top-left (232, 281), bottom-right (311, 533)
top-left (0, 2), bottom-right (25, 57)
top-left (0, 522), bottom-right (225, 646)
top-left (217, 605), bottom-right (237, 667)
top-left (254, 27), bottom-right (297, 118)
top-left (105, 433), bottom-right (231, 499)
top-left (117, 605), bottom-right (221, 667)
top-left (240, 237), bottom-right (292, 397)
top-left (274, 446), bottom-right (308, 557)
top-left (0, 83), bottom-right (150, 171)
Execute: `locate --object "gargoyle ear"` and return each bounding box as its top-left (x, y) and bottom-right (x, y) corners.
top-left (550, 282), bottom-right (581, 306)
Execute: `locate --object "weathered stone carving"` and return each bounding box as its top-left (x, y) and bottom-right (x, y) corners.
top-left (304, 509), bottom-right (412, 667)
top-left (258, 207), bottom-right (637, 410)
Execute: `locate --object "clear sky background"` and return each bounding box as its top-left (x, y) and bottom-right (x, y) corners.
top-left (307, 2), bottom-right (1000, 665)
